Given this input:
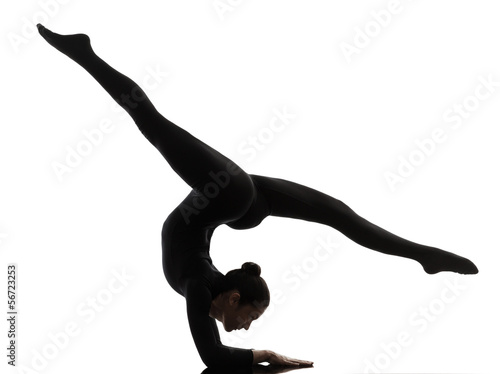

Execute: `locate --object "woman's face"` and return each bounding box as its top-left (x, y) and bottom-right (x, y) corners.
top-left (222, 293), bottom-right (265, 332)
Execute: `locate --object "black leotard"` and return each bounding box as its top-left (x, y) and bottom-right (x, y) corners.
top-left (161, 177), bottom-right (271, 367)
top-left (36, 23), bottom-right (478, 369)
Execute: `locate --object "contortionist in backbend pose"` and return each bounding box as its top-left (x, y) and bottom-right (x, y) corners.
top-left (37, 24), bottom-right (478, 369)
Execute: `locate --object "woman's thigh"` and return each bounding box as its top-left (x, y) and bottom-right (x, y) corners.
top-left (138, 112), bottom-right (252, 194)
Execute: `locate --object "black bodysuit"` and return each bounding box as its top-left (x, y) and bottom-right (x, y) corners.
top-left (36, 23), bottom-right (479, 370)
top-left (161, 176), bottom-right (271, 368)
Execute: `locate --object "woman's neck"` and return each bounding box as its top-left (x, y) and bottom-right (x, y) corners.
top-left (209, 293), bottom-right (224, 321)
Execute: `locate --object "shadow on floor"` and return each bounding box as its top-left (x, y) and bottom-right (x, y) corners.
top-left (201, 363), bottom-right (314, 374)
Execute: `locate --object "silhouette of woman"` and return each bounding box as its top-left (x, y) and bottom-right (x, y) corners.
top-left (37, 24), bottom-right (478, 369)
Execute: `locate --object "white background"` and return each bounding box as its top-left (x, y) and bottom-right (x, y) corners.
top-left (1, 0), bottom-right (499, 373)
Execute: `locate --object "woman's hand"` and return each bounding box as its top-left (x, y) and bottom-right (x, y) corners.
top-left (266, 350), bottom-right (313, 367)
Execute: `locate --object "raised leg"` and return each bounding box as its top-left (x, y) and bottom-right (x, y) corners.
top-left (247, 175), bottom-right (478, 275)
top-left (37, 24), bottom-right (254, 215)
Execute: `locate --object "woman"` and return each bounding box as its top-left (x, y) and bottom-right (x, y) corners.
top-left (36, 24), bottom-right (478, 369)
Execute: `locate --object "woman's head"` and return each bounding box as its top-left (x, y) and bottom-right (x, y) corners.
top-left (213, 262), bottom-right (270, 331)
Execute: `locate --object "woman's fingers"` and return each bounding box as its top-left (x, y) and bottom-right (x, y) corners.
top-left (268, 351), bottom-right (313, 367)
top-left (292, 359), bottom-right (313, 366)
top-left (285, 356), bottom-right (313, 366)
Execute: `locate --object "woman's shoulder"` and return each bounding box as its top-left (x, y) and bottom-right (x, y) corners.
top-left (180, 276), bottom-right (213, 312)
top-left (180, 267), bottom-right (224, 302)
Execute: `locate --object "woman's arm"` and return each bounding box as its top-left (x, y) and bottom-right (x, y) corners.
top-left (184, 279), bottom-right (313, 368)
top-left (184, 279), bottom-right (254, 368)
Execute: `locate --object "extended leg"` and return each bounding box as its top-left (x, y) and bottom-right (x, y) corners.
top-left (37, 24), bottom-right (254, 212)
top-left (249, 175), bottom-right (478, 274)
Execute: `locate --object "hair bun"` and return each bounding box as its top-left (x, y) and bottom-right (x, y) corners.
top-left (241, 262), bottom-right (261, 277)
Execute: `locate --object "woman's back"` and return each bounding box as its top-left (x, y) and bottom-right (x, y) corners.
top-left (161, 205), bottom-right (218, 296)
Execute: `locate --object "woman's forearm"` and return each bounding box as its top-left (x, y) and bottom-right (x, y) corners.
top-left (252, 349), bottom-right (271, 364)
